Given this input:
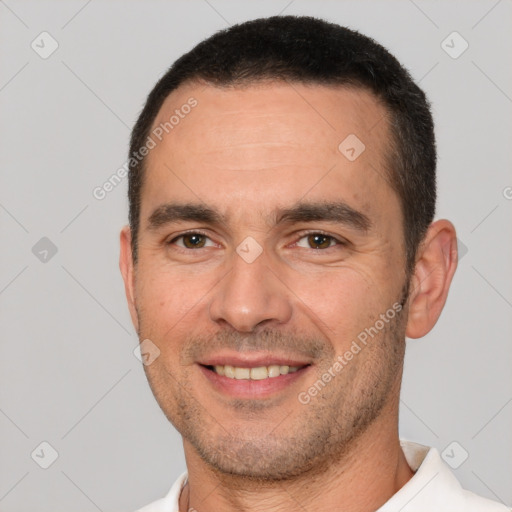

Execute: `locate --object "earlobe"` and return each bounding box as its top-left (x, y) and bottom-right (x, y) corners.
top-left (405, 219), bottom-right (458, 339)
top-left (119, 226), bottom-right (139, 333)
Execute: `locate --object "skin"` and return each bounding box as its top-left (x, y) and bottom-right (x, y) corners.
top-left (120, 81), bottom-right (458, 512)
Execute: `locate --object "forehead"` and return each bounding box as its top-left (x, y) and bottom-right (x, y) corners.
top-left (150, 81), bottom-right (390, 166)
top-left (142, 81), bottom-right (398, 228)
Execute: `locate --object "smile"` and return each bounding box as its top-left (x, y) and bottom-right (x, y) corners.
top-left (209, 364), bottom-right (301, 380)
top-left (199, 360), bottom-right (311, 399)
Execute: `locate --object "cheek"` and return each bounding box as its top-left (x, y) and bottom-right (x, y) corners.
top-left (135, 265), bottom-right (200, 332)
top-left (288, 268), bottom-right (382, 345)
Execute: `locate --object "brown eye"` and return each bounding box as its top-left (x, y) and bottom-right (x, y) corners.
top-left (172, 233), bottom-right (212, 249)
top-left (183, 234), bottom-right (206, 248)
top-left (299, 233), bottom-right (336, 249)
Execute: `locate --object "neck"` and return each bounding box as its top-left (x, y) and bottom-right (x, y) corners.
top-left (179, 411), bottom-right (414, 512)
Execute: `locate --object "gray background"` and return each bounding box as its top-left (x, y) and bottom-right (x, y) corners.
top-left (1, 0), bottom-right (511, 510)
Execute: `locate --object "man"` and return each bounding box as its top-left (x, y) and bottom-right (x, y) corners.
top-left (119, 16), bottom-right (509, 512)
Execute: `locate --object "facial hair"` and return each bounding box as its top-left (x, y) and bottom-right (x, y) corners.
top-left (138, 293), bottom-right (409, 482)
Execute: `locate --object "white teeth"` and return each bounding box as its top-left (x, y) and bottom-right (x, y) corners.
top-left (234, 367), bottom-right (251, 380)
top-left (250, 366), bottom-right (268, 380)
top-left (224, 365), bottom-right (235, 378)
top-left (279, 365), bottom-right (289, 375)
top-left (268, 365), bottom-right (281, 378)
top-left (212, 364), bottom-right (302, 379)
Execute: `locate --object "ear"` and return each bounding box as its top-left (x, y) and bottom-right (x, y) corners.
top-left (119, 225), bottom-right (139, 333)
top-left (405, 219), bottom-right (458, 339)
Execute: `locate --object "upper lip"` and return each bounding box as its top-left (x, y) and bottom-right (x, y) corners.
top-left (198, 352), bottom-right (311, 368)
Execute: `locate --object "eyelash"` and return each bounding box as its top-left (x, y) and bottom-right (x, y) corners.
top-left (167, 230), bottom-right (346, 252)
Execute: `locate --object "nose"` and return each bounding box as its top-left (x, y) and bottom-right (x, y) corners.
top-left (208, 242), bottom-right (293, 333)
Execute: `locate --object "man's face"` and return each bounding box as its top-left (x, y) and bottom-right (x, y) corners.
top-left (125, 82), bottom-right (410, 479)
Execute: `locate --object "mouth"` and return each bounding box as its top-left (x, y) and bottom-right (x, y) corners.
top-left (198, 358), bottom-right (311, 399)
top-left (206, 364), bottom-right (302, 380)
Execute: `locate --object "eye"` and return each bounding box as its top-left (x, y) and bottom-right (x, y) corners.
top-left (169, 232), bottom-right (215, 249)
top-left (295, 232), bottom-right (343, 250)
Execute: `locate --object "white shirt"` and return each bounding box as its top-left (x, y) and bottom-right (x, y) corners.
top-left (136, 440), bottom-right (510, 511)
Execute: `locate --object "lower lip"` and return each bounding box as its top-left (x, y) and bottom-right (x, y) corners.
top-left (198, 365), bottom-right (310, 399)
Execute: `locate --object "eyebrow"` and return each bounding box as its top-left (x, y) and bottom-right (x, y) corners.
top-left (275, 201), bottom-right (371, 232)
top-left (147, 200), bottom-right (372, 233)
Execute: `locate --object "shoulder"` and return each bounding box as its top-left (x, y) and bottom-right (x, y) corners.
top-left (380, 441), bottom-right (511, 512)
